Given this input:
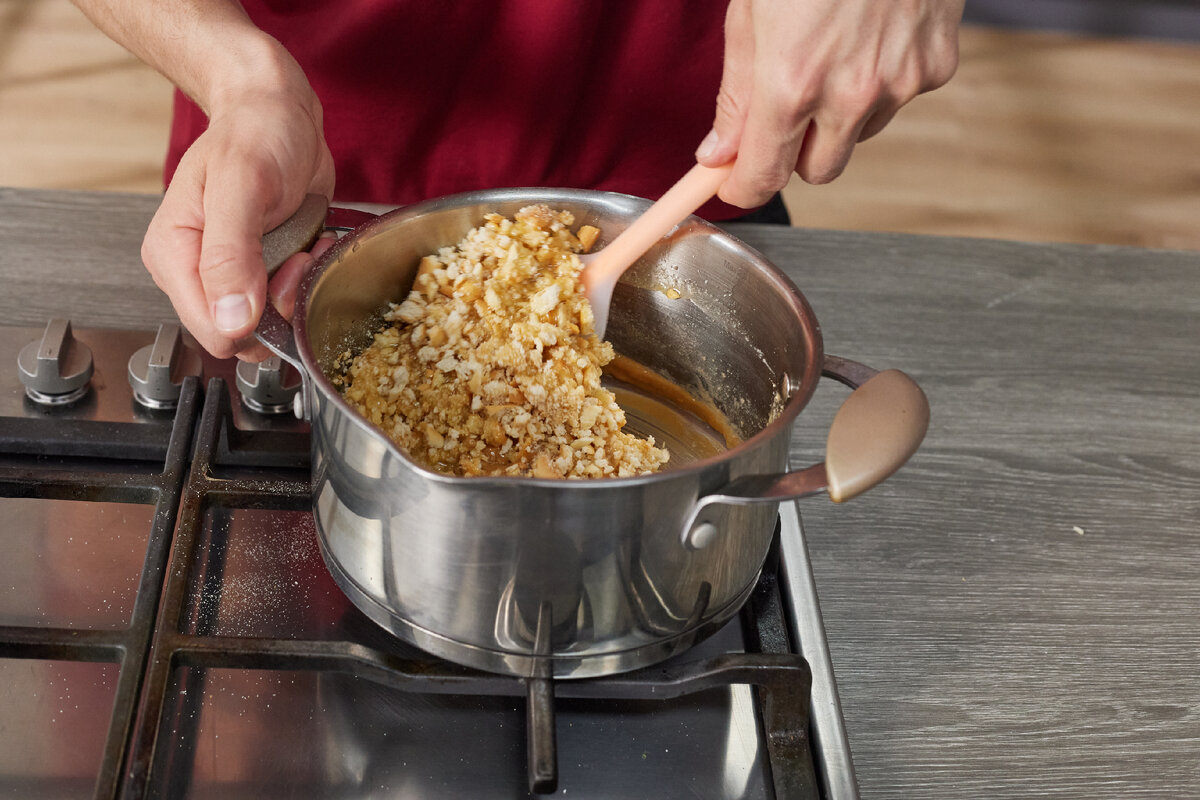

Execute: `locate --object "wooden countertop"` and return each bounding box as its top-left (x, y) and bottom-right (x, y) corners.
top-left (2, 187), bottom-right (1197, 798)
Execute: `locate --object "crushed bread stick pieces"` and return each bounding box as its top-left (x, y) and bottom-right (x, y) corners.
top-left (341, 205), bottom-right (669, 478)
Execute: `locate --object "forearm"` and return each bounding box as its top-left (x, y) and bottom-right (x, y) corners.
top-left (69, 0), bottom-right (313, 117)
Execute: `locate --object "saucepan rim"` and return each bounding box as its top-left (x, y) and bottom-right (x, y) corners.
top-left (291, 187), bottom-right (825, 489)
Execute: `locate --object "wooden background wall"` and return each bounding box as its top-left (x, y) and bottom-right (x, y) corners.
top-left (2, 0), bottom-right (1198, 251)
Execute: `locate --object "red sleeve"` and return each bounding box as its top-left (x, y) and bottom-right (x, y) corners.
top-left (166, 1), bottom-right (749, 220)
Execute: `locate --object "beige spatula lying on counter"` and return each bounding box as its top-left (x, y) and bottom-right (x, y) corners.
top-left (580, 162), bottom-right (733, 339)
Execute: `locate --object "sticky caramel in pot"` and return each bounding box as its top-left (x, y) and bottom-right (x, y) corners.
top-left (603, 355), bottom-right (742, 465)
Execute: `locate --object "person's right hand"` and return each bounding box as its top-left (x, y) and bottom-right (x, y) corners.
top-left (696, 0), bottom-right (962, 208)
top-left (141, 81), bottom-right (335, 361)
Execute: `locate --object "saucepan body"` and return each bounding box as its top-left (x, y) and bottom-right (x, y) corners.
top-left (258, 188), bottom-right (920, 679)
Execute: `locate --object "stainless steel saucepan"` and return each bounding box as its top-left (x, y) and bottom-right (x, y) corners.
top-left (255, 188), bottom-right (929, 679)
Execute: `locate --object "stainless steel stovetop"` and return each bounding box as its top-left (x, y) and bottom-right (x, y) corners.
top-left (0, 321), bottom-right (857, 800)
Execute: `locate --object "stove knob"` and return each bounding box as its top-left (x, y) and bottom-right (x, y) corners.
top-left (236, 355), bottom-right (301, 415)
top-left (17, 318), bottom-right (94, 406)
top-left (127, 322), bottom-right (204, 410)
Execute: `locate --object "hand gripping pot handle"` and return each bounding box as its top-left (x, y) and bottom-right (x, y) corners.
top-left (680, 355), bottom-right (929, 550)
top-left (253, 194), bottom-right (378, 419)
top-left (260, 193), bottom-right (383, 276)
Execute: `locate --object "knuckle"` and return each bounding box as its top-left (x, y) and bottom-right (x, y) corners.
top-left (206, 338), bottom-right (240, 360)
top-left (169, 308), bottom-right (236, 359)
top-left (773, 77), bottom-right (822, 119)
top-left (811, 68), bottom-right (886, 131)
top-left (196, 248), bottom-right (239, 280)
top-left (713, 88), bottom-right (746, 129)
top-left (197, 243), bottom-right (260, 284)
top-left (890, 71), bottom-right (925, 106)
top-left (237, 159), bottom-right (280, 201)
top-left (726, 169), bottom-right (789, 207)
top-left (754, 61), bottom-right (822, 119)
top-left (806, 163), bottom-right (845, 185)
top-left (759, 168), bottom-right (793, 195)
top-left (140, 230), bottom-right (176, 294)
top-left (926, 53), bottom-right (960, 91)
top-left (919, 36), bottom-right (961, 92)
top-left (139, 239), bottom-right (162, 281)
top-left (832, 81), bottom-right (883, 123)
top-left (798, 142), bottom-right (853, 186)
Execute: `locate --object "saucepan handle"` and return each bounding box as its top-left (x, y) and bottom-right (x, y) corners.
top-left (253, 194), bottom-right (380, 419)
top-left (680, 355), bottom-right (929, 549)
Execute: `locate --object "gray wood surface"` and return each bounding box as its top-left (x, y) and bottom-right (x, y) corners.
top-left (2, 187), bottom-right (1198, 798)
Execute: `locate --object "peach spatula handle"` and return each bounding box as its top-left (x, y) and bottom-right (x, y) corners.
top-left (581, 162), bottom-right (733, 338)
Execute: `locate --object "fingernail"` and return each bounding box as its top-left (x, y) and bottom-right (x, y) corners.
top-left (213, 293), bottom-right (252, 332)
top-left (696, 129), bottom-right (720, 161)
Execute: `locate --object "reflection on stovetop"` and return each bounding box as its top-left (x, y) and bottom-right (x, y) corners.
top-left (0, 322), bottom-right (826, 800)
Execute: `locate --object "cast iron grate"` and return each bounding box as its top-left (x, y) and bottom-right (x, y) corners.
top-left (1, 376), bottom-right (818, 798)
top-left (0, 379), bottom-right (200, 800)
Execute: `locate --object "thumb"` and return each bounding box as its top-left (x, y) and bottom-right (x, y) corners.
top-left (697, 0), bottom-right (753, 167)
top-left (198, 181), bottom-right (272, 340)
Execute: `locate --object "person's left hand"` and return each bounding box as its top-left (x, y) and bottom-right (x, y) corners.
top-left (697, 0), bottom-right (964, 208)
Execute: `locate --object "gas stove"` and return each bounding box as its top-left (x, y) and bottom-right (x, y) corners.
top-left (0, 321), bottom-right (857, 799)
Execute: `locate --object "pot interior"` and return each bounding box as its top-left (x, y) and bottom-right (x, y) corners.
top-left (297, 189), bottom-right (823, 470)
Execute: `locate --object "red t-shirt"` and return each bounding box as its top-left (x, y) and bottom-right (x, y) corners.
top-left (166, 1), bottom-right (747, 219)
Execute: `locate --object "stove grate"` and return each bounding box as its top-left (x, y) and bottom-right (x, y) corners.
top-left (1, 376), bottom-right (819, 799)
top-left (0, 379), bottom-right (200, 800)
